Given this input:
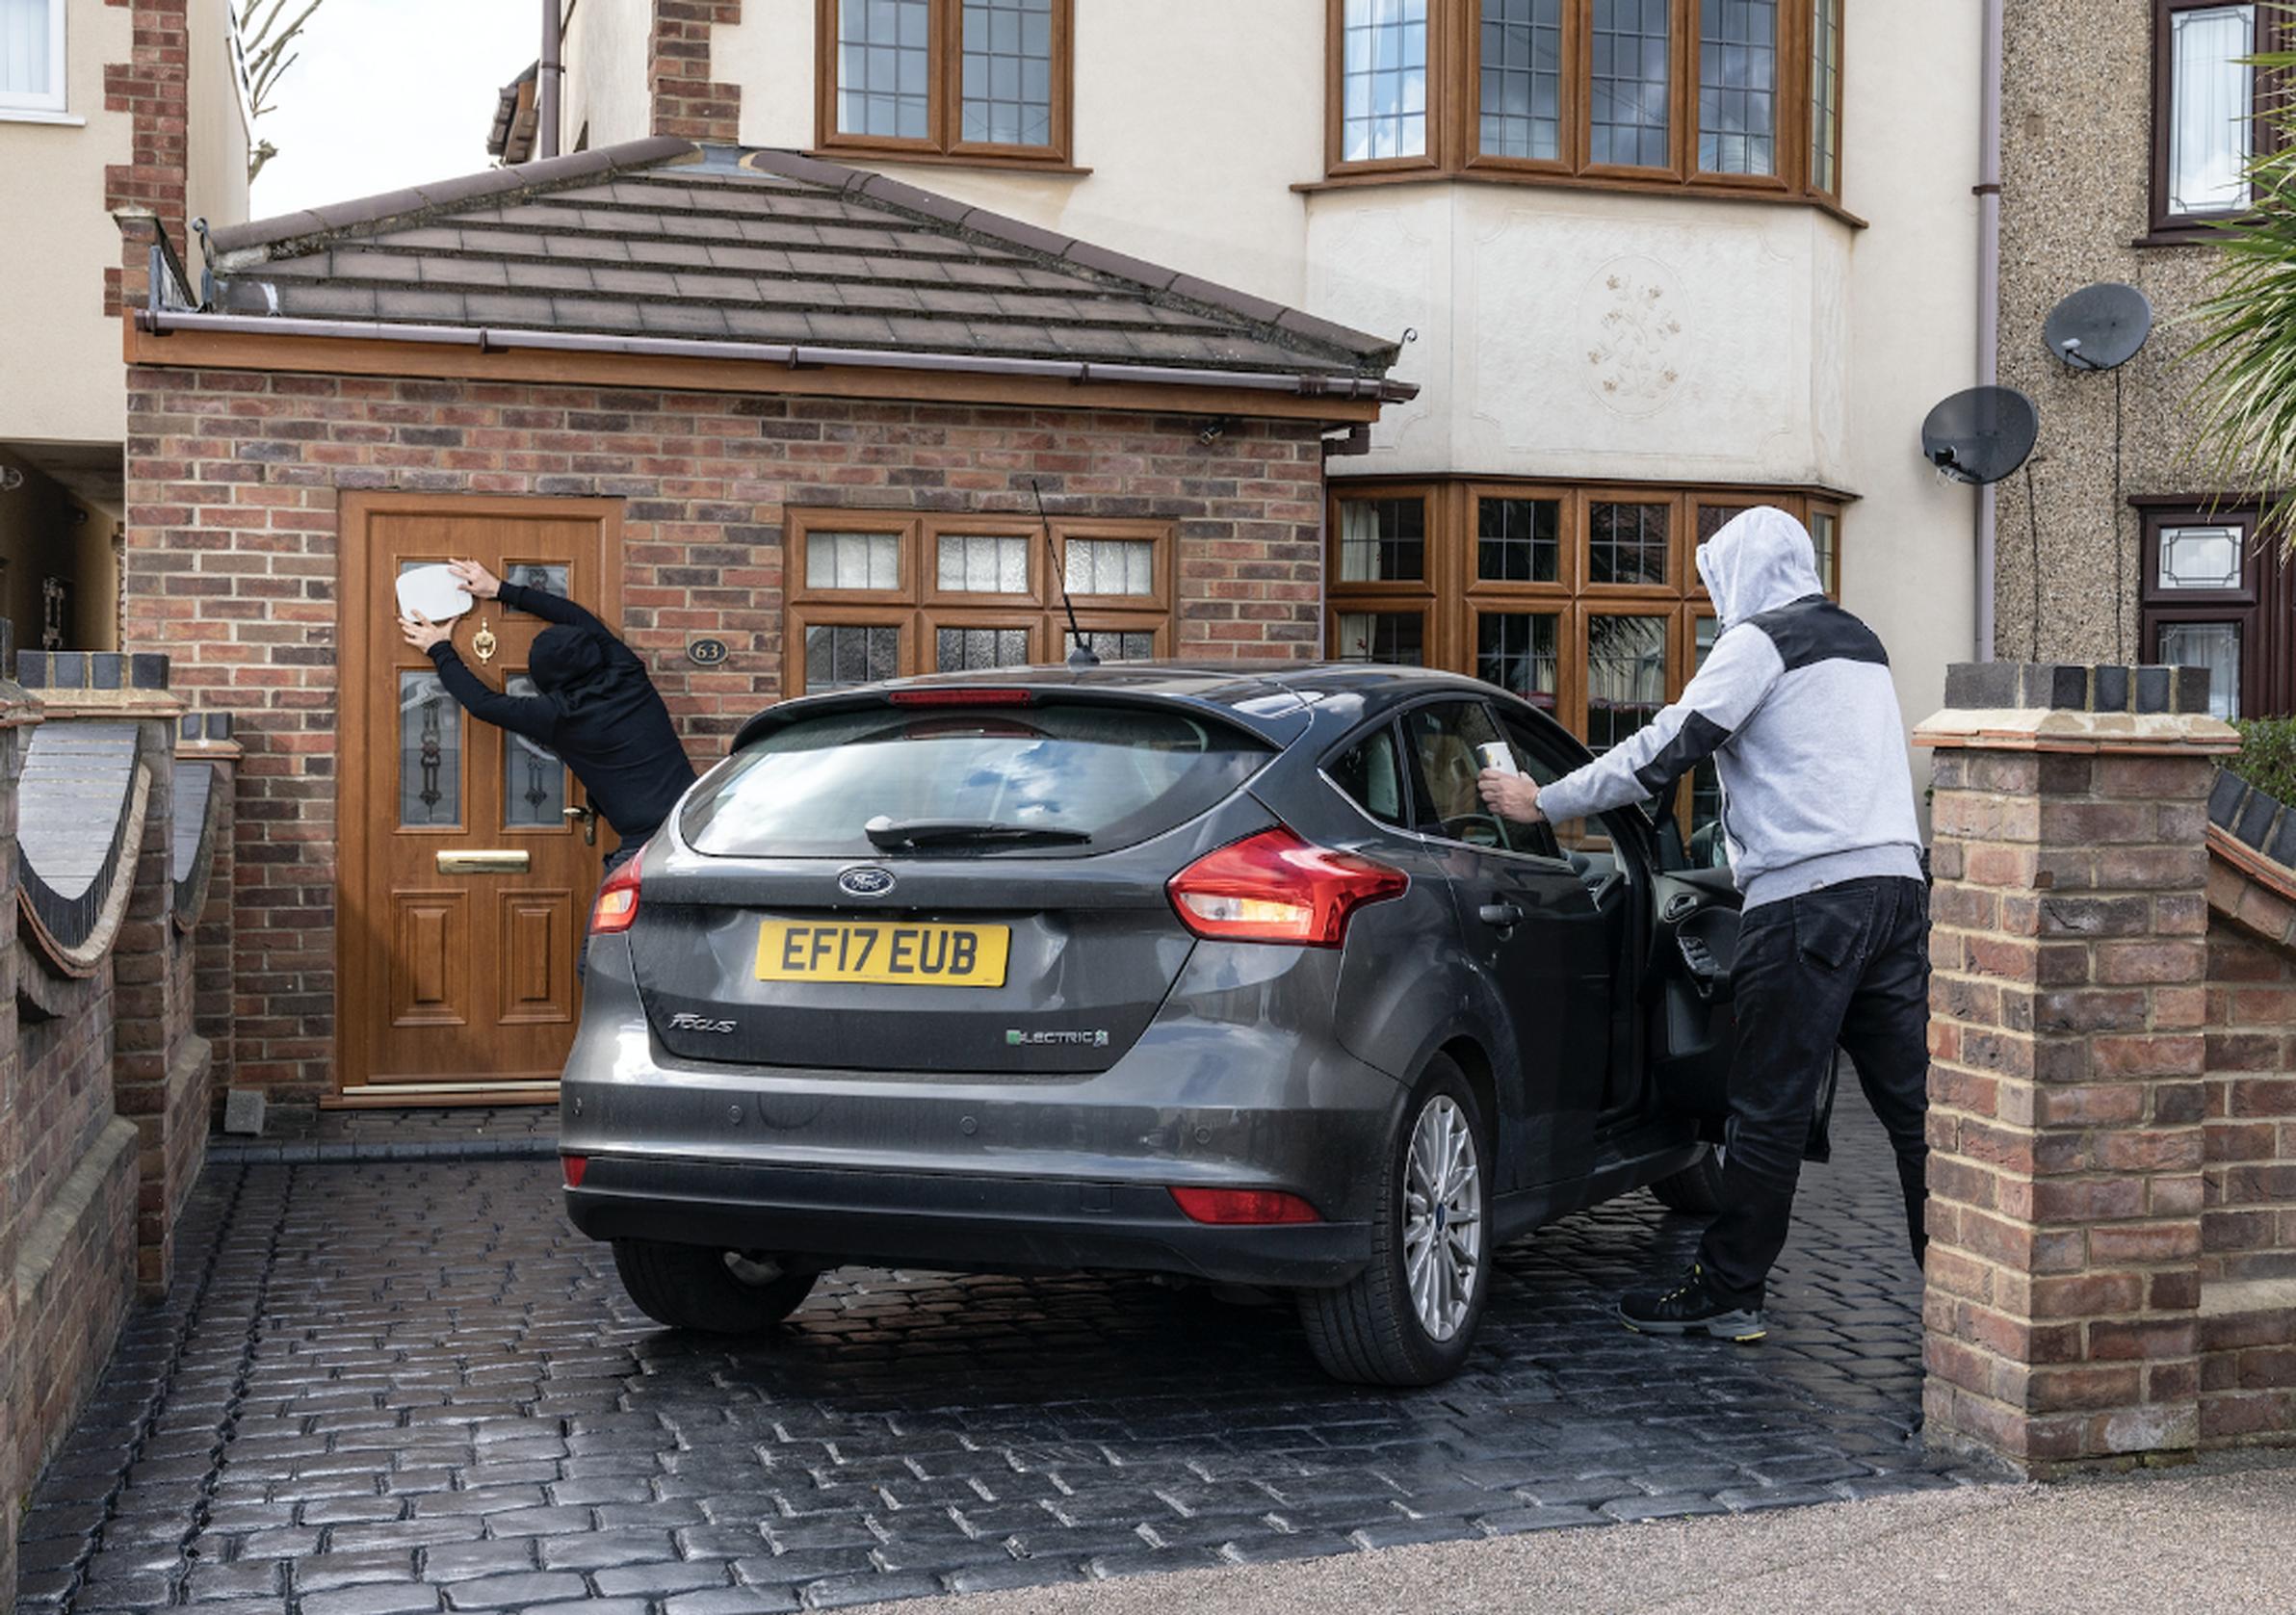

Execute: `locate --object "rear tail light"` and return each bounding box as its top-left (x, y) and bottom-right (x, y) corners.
top-left (1170, 1187), bottom-right (1321, 1225)
top-left (589, 853), bottom-right (643, 935)
top-left (1167, 827), bottom-right (1407, 947)
top-left (562, 1155), bottom-right (588, 1187)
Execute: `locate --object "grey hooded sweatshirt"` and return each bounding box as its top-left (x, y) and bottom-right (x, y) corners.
top-left (1536, 506), bottom-right (1923, 911)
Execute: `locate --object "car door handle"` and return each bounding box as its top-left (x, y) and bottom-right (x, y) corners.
top-left (1478, 902), bottom-right (1525, 929)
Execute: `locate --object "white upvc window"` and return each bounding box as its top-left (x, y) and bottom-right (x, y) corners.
top-left (0, 0), bottom-right (65, 114)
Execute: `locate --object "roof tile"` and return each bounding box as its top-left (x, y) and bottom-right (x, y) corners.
top-left (202, 137), bottom-right (1403, 386)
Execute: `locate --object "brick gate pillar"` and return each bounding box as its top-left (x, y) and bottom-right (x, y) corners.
top-left (0, 635), bottom-right (37, 1615)
top-left (1917, 664), bottom-right (2234, 1474)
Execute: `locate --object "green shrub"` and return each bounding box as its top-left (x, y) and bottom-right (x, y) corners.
top-left (2231, 716), bottom-right (2296, 805)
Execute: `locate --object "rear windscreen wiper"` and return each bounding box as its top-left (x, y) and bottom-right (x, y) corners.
top-left (863, 817), bottom-right (1093, 850)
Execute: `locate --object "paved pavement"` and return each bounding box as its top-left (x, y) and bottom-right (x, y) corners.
top-left (13, 1100), bottom-right (1996, 1615)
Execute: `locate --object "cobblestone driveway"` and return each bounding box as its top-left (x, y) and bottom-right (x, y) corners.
top-left (14, 1102), bottom-right (1996, 1615)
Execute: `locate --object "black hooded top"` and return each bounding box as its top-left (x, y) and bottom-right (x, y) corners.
top-left (426, 581), bottom-right (698, 849)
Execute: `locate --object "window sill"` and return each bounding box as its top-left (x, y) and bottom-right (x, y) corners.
top-left (0, 107), bottom-right (86, 126)
top-left (2132, 225), bottom-right (2231, 248)
top-left (805, 148), bottom-right (1092, 179)
top-left (1293, 166), bottom-right (1867, 229)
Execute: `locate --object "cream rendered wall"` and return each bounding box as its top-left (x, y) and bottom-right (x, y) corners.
top-left (1837, 0), bottom-right (1981, 766)
top-left (1307, 187), bottom-right (1857, 490)
top-left (720, 0), bottom-right (1323, 301)
top-left (561, 0), bottom-right (654, 150)
top-left (0, 0), bottom-right (136, 447)
top-left (185, 0), bottom-right (251, 244)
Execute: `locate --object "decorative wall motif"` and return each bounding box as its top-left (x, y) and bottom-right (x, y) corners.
top-left (1579, 254), bottom-right (1689, 417)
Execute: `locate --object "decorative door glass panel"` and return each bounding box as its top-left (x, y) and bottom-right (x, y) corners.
top-left (2158, 621), bottom-right (2241, 719)
top-left (1337, 611), bottom-right (1425, 665)
top-left (1342, 0), bottom-right (1429, 162)
top-left (936, 626), bottom-right (1031, 671)
top-left (837, 0), bottom-right (932, 138)
top-left (1698, 0), bottom-right (1777, 175)
top-left (2169, 5), bottom-right (2256, 216)
top-left (805, 622), bottom-right (901, 691)
top-left (1590, 0), bottom-right (1672, 168)
top-left (503, 562), bottom-right (569, 595)
top-left (1066, 629), bottom-right (1157, 662)
top-left (1480, 0), bottom-right (1563, 160)
top-left (808, 532), bottom-right (902, 590)
top-left (1475, 612), bottom-right (1559, 710)
top-left (937, 533), bottom-right (1031, 593)
top-left (1586, 614), bottom-right (1670, 752)
top-left (1477, 497), bottom-right (1560, 582)
top-left (503, 674), bottom-right (570, 829)
top-left (1588, 501), bottom-right (1671, 585)
top-left (2158, 525), bottom-right (2243, 589)
top-left (1339, 497), bottom-right (1427, 582)
top-left (1065, 537), bottom-right (1156, 596)
top-left (961, 0), bottom-right (1054, 145)
top-left (399, 670), bottom-right (462, 827)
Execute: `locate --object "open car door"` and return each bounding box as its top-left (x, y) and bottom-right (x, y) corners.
top-left (1645, 782), bottom-right (1742, 1138)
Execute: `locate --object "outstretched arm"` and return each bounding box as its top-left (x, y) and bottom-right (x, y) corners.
top-left (451, 559), bottom-right (613, 638)
top-left (399, 611), bottom-right (558, 742)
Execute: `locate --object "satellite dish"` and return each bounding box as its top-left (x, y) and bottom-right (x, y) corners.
top-left (2044, 282), bottom-right (2154, 373)
top-left (1920, 386), bottom-right (2040, 486)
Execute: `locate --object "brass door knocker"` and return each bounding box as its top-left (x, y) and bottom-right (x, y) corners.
top-left (471, 614), bottom-right (498, 664)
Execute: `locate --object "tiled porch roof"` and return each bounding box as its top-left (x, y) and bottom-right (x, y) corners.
top-left (200, 139), bottom-right (1404, 388)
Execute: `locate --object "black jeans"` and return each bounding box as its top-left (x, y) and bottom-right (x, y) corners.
top-left (1698, 875), bottom-right (1931, 1308)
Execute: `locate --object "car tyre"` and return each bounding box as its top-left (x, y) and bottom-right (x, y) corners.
top-left (1298, 1055), bottom-right (1491, 1387)
top-left (613, 1239), bottom-right (819, 1334)
top-left (1649, 1145), bottom-right (1727, 1215)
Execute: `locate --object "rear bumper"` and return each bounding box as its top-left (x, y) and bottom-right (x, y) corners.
top-left (564, 1159), bottom-right (1373, 1287)
top-left (560, 933), bottom-right (1404, 1289)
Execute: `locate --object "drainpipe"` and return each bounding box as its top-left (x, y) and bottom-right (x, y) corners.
top-left (1974, 0), bottom-right (2004, 662)
top-left (538, 0), bottom-right (563, 161)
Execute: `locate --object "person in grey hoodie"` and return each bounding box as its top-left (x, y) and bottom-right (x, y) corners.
top-left (1478, 506), bottom-right (1928, 1342)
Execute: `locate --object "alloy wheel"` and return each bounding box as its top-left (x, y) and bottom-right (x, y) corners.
top-left (1401, 1095), bottom-right (1482, 1341)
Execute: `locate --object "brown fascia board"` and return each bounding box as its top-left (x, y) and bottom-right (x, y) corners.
top-left (734, 146), bottom-right (1400, 374)
top-left (209, 137), bottom-right (702, 264)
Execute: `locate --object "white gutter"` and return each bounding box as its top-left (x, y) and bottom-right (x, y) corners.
top-left (131, 308), bottom-right (1418, 404)
top-left (1975, 0), bottom-right (2004, 663)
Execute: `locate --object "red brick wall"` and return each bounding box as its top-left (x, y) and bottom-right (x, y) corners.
top-left (650, 0), bottom-right (743, 143)
top-left (15, 976), bottom-right (121, 1244)
top-left (104, 0), bottom-right (192, 315)
top-left (122, 367), bottom-right (1329, 1106)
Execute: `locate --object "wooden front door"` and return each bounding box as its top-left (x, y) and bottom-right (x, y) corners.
top-left (337, 494), bottom-right (621, 1099)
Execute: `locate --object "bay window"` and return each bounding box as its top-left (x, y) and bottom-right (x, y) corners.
top-left (1325, 0), bottom-right (1847, 206)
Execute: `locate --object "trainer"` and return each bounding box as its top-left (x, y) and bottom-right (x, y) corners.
top-left (1478, 506), bottom-right (1929, 1342)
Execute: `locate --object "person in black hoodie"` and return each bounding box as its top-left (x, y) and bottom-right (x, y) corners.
top-left (398, 560), bottom-right (697, 965)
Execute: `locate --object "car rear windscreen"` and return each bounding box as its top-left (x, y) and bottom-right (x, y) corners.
top-left (681, 699), bottom-right (1274, 857)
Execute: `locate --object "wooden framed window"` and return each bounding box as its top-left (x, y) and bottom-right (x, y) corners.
top-left (816, 0), bottom-right (1074, 168)
top-left (2137, 502), bottom-right (2264, 718)
top-left (1328, 482), bottom-right (1846, 827)
top-left (2150, 1), bottom-right (2279, 240)
top-left (0, 0), bottom-right (67, 115)
top-left (785, 509), bottom-right (1167, 696)
top-left (1327, 0), bottom-right (1845, 210)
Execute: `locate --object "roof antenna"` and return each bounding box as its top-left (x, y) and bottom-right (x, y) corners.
top-left (1034, 477), bottom-right (1098, 668)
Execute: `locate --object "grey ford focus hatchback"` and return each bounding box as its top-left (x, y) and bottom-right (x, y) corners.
top-left (561, 662), bottom-right (1743, 1385)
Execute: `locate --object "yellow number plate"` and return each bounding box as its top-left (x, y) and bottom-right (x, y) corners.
top-left (754, 920), bottom-right (1010, 987)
